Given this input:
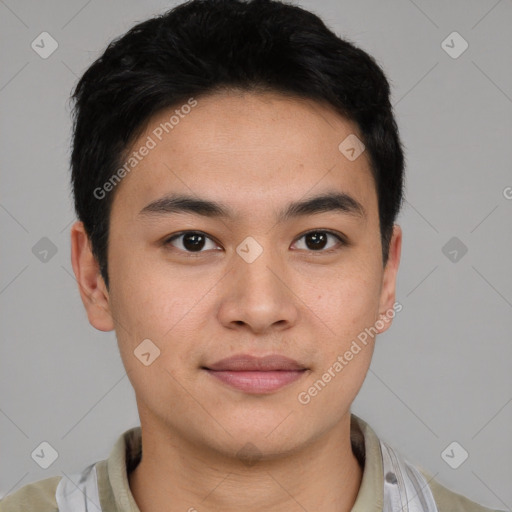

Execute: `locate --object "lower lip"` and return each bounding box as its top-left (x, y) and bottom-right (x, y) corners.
top-left (204, 369), bottom-right (306, 393)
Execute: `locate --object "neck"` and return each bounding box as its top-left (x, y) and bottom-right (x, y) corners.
top-left (129, 413), bottom-right (363, 512)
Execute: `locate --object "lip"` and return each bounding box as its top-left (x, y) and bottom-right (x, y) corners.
top-left (203, 354), bottom-right (308, 394)
top-left (205, 354), bottom-right (306, 372)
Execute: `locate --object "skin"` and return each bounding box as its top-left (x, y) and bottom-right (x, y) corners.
top-left (71, 90), bottom-right (402, 512)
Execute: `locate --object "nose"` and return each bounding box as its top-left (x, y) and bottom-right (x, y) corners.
top-left (216, 240), bottom-right (300, 334)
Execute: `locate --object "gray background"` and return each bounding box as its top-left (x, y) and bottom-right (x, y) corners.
top-left (1, 0), bottom-right (511, 509)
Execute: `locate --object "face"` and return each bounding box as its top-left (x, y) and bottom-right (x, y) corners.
top-left (72, 90), bottom-right (401, 460)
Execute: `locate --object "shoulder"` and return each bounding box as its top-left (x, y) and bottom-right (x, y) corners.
top-left (418, 468), bottom-right (505, 512)
top-left (0, 476), bottom-right (61, 512)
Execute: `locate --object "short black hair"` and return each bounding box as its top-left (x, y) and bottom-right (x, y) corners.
top-left (70, 0), bottom-right (405, 290)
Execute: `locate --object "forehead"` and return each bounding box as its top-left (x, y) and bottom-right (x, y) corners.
top-left (112, 91), bottom-right (377, 222)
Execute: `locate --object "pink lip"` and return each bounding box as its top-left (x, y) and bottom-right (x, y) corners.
top-left (203, 354), bottom-right (308, 394)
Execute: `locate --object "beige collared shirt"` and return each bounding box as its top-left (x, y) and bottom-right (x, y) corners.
top-left (0, 414), bottom-right (501, 511)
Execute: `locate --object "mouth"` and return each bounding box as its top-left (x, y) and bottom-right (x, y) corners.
top-left (202, 354), bottom-right (308, 394)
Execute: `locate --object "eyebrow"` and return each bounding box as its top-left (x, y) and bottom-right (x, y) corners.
top-left (138, 191), bottom-right (366, 222)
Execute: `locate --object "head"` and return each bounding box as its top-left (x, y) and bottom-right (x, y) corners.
top-left (70, 0), bottom-right (404, 460)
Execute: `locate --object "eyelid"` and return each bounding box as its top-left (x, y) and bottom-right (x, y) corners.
top-left (163, 229), bottom-right (347, 253)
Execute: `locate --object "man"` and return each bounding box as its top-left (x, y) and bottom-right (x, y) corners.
top-left (0, 0), bottom-right (502, 510)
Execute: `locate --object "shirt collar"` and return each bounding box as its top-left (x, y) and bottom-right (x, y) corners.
top-left (350, 413), bottom-right (385, 512)
top-left (101, 413), bottom-right (384, 511)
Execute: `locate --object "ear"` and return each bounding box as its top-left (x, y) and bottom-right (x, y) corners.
top-left (376, 224), bottom-right (402, 334)
top-left (70, 221), bottom-right (115, 332)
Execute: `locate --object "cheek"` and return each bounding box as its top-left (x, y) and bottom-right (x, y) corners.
top-left (298, 274), bottom-right (379, 416)
top-left (107, 250), bottom-right (203, 374)
top-left (109, 240), bottom-right (191, 327)
top-left (315, 260), bottom-right (382, 337)
top-left (302, 266), bottom-right (381, 407)
top-left (110, 271), bottom-right (203, 409)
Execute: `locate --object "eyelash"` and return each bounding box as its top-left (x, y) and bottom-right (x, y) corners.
top-left (163, 230), bottom-right (347, 256)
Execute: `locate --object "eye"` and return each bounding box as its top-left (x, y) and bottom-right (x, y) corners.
top-left (292, 230), bottom-right (346, 253)
top-left (164, 231), bottom-right (220, 254)
top-left (163, 229), bottom-right (347, 255)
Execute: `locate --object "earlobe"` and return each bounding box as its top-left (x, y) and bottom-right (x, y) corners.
top-left (376, 224), bottom-right (402, 334)
top-left (70, 221), bottom-right (115, 332)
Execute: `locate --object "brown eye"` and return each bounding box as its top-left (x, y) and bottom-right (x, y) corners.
top-left (163, 229), bottom-right (346, 256)
top-left (292, 230), bottom-right (346, 252)
top-left (165, 231), bottom-right (220, 253)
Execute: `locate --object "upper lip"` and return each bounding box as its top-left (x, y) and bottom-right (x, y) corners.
top-left (204, 354), bottom-right (306, 371)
